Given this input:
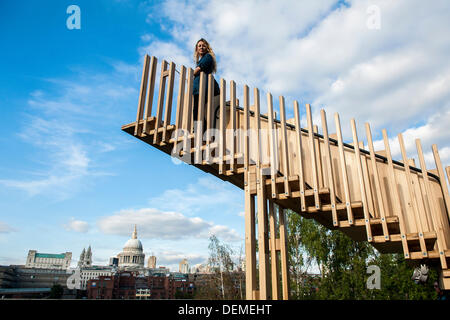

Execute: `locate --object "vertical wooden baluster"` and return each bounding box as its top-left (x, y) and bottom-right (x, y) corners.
top-left (306, 104), bottom-right (321, 210)
top-left (243, 85), bottom-right (250, 187)
top-left (143, 56), bottom-right (158, 135)
top-left (269, 200), bottom-right (279, 300)
top-left (230, 80), bottom-right (237, 173)
top-left (257, 167), bottom-right (270, 300)
top-left (182, 68), bottom-right (194, 155)
top-left (432, 145), bottom-right (450, 221)
top-left (350, 119), bottom-right (373, 242)
top-left (398, 133), bottom-right (428, 257)
top-left (219, 78), bottom-right (226, 174)
top-left (267, 93), bottom-right (278, 199)
top-left (205, 74), bottom-right (214, 164)
top-left (294, 102), bottom-right (306, 212)
top-left (195, 72), bottom-right (206, 164)
top-left (335, 113), bottom-right (354, 225)
top-left (321, 110), bottom-right (338, 227)
top-left (162, 62), bottom-right (176, 143)
top-left (153, 60), bottom-right (168, 144)
top-left (172, 65), bottom-right (186, 146)
top-left (313, 125), bottom-right (324, 190)
top-left (280, 96), bottom-right (291, 197)
top-left (365, 123), bottom-right (390, 240)
top-left (278, 205), bottom-right (289, 300)
top-left (254, 88), bottom-right (262, 178)
top-left (135, 54), bottom-right (150, 136)
top-left (382, 129), bottom-right (410, 258)
top-left (245, 171), bottom-right (257, 300)
top-left (416, 140), bottom-right (447, 268)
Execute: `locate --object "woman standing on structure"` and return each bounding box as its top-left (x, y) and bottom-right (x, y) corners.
top-left (192, 38), bottom-right (220, 127)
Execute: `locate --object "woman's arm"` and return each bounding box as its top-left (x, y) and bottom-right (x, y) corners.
top-left (194, 54), bottom-right (213, 76)
top-left (193, 66), bottom-right (201, 76)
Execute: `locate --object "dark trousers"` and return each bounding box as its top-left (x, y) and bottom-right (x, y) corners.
top-left (193, 94), bottom-right (208, 134)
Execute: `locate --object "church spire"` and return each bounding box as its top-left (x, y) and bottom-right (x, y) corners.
top-left (132, 224), bottom-right (137, 239)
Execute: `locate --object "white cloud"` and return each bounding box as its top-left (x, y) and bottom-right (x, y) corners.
top-left (0, 221), bottom-right (15, 234)
top-left (97, 207), bottom-right (242, 242)
top-left (64, 218), bottom-right (90, 233)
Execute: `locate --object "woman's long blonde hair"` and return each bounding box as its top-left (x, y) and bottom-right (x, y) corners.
top-left (193, 38), bottom-right (217, 74)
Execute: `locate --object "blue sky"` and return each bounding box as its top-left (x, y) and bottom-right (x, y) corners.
top-left (1, 0), bottom-right (450, 271)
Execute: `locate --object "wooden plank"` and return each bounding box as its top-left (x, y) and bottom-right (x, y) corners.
top-left (172, 65), bottom-right (186, 149)
top-left (267, 93), bottom-right (278, 199)
top-left (153, 60), bottom-right (168, 144)
top-left (382, 129), bottom-right (409, 258)
top-left (306, 104), bottom-right (321, 210)
top-left (365, 123), bottom-right (390, 240)
top-left (268, 200), bottom-right (279, 300)
top-left (135, 55), bottom-right (150, 136)
top-left (195, 72), bottom-right (206, 164)
top-left (219, 78), bottom-right (226, 174)
top-left (205, 74), bottom-right (214, 164)
top-left (279, 96), bottom-right (291, 197)
top-left (245, 172), bottom-right (257, 300)
top-left (143, 56), bottom-right (158, 135)
top-left (278, 205), bottom-right (289, 300)
top-left (432, 145), bottom-right (450, 222)
top-left (313, 125), bottom-right (324, 189)
top-left (243, 85), bottom-right (250, 187)
top-left (230, 80), bottom-right (237, 173)
top-left (416, 139), bottom-right (448, 268)
top-left (398, 133), bottom-right (428, 257)
top-left (162, 62), bottom-right (176, 143)
top-left (360, 140), bottom-right (376, 219)
top-left (335, 113), bottom-right (354, 225)
top-left (293, 101), bottom-right (306, 212)
top-left (254, 88), bottom-right (262, 174)
top-left (321, 110), bottom-right (338, 227)
top-left (257, 168), bottom-right (270, 300)
top-left (182, 68), bottom-right (194, 153)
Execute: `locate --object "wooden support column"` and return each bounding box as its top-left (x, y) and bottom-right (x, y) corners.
top-left (245, 171), bottom-right (257, 300)
top-left (279, 96), bottom-right (291, 197)
top-left (243, 85), bottom-right (250, 187)
top-left (306, 104), bottom-right (321, 210)
top-left (153, 60), bottom-right (168, 144)
top-left (398, 133), bottom-right (428, 257)
top-left (195, 72), bottom-right (206, 164)
top-left (162, 62), bottom-right (176, 143)
top-left (382, 129), bottom-right (410, 258)
top-left (182, 68), bottom-right (194, 154)
top-left (219, 78), bottom-right (226, 174)
top-left (268, 200), bottom-right (279, 300)
top-left (230, 80), bottom-right (237, 172)
top-left (294, 102), bottom-right (306, 212)
top-left (278, 205), bottom-right (289, 300)
top-left (172, 65), bottom-right (186, 147)
top-left (135, 54), bottom-right (150, 136)
top-left (321, 110), bottom-right (338, 227)
top-left (143, 56), bottom-right (158, 135)
top-left (257, 167), bottom-right (270, 300)
top-left (205, 74), bottom-right (214, 164)
top-left (350, 119), bottom-right (373, 242)
top-left (267, 93), bottom-right (278, 199)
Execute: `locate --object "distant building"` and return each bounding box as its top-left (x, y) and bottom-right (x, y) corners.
top-left (179, 259), bottom-right (189, 274)
top-left (117, 225), bottom-right (145, 270)
top-left (109, 257), bottom-right (119, 267)
top-left (147, 256), bottom-right (157, 269)
top-left (25, 250), bottom-right (72, 270)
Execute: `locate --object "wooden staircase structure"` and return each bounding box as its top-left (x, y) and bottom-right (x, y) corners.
top-left (122, 55), bottom-right (450, 299)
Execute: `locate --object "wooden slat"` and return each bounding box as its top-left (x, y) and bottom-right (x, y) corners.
top-left (243, 85), bottom-right (250, 187)
top-left (135, 55), bottom-right (150, 136)
top-left (278, 205), bottom-right (289, 300)
top-left (230, 80), bottom-right (237, 173)
top-left (254, 88), bottom-right (262, 174)
top-left (143, 56), bottom-right (158, 135)
top-left (195, 72), bottom-right (206, 164)
top-left (267, 93), bottom-right (278, 199)
top-left (245, 172), bottom-right (257, 300)
top-left (313, 125), bottom-right (324, 189)
top-left (257, 167), bottom-right (270, 300)
top-left (416, 139), bottom-right (448, 268)
top-left (205, 74), bottom-right (214, 164)
top-left (432, 145), bottom-right (450, 222)
top-left (382, 129), bottom-right (410, 258)
top-left (350, 119), bottom-right (373, 242)
top-left (320, 110), bottom-right (338, 227)
top-left (279, 96), bottom-right (291, 197)
top-left (398, 133), bottom-right (428, 257)
top-left (219, 78), bottom-right (226, 174)
top-left (335, 113), bottom-right (354, 225)
top-left (153, 60), bottom-right (168, 144)
top-left (294, 101), bottom-right (306, 212)
top-left (365, 123), bottom-right (390, 240)
top-left (268, 200), bottom-right (279, 300)
top-left (182, 68), bottom-right (194, 153)
top-left (306, 104), bottom-right (321, 210)
top-left (172, 65), bottom-right (186, 148)
top-left (162, 62), bottom-right (176, 142)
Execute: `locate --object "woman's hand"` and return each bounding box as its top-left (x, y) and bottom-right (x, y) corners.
top-left (194, 66), bottom-right (201, 76)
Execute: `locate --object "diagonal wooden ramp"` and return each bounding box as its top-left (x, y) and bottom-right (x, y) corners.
top-left (122, 55), bottom-right (450, 299)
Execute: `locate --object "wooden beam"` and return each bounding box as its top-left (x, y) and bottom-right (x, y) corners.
top-left (195, 72), bottom-right (206, 164)
top-left (267, 93), bottom-right (278, 199)
top-left (205, 74), bottom-right (214, 163)
top-left (279, 96), bottom-right (291, 197)
top-left (268, 200), bottom-right (279, 300)
top-left (230, 80), bottom-right (237, 173)
top-left (293, 101), bottom-right (306, 212)
top-left (257, 168), bottom-right (270, 300)
top-left (245, 172), bottom-right (257, 300)
top-left (172, 65), bottom-right (186, 149)
top-left (306, 104), bottom-right (321, 210)
top-left (219, 78), bottom-right (226, 174)
top-left (143, 56), bottom-right (158, 135)
top-left (153, 60), bottom-right (168, 144)
top-left (321, 109), bottom-right (338, 227)
top-left (350, 119), bottom-right (372, 242)
top-left (135, 54), bottom-right (150, 136)
top-left (182, 68), bottom-right (194, 153)
top-left (382, 129), bottom-right (410, 259)
top-left (243, 85), bottom-right (250, 187)
top-left (162, 62), bottom-right (176, 143)
top-left (278, 205), bottom-right (289, 300)
top-left (432, 145), bottom-right (450, 222)
top-left (398, 133), bottom-right (428, 257)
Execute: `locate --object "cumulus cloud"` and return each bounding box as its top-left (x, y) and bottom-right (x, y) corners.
top-left (64, 218), bottom-right (90, 233)
top-left (97, 207), bottom-right (242, 242)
